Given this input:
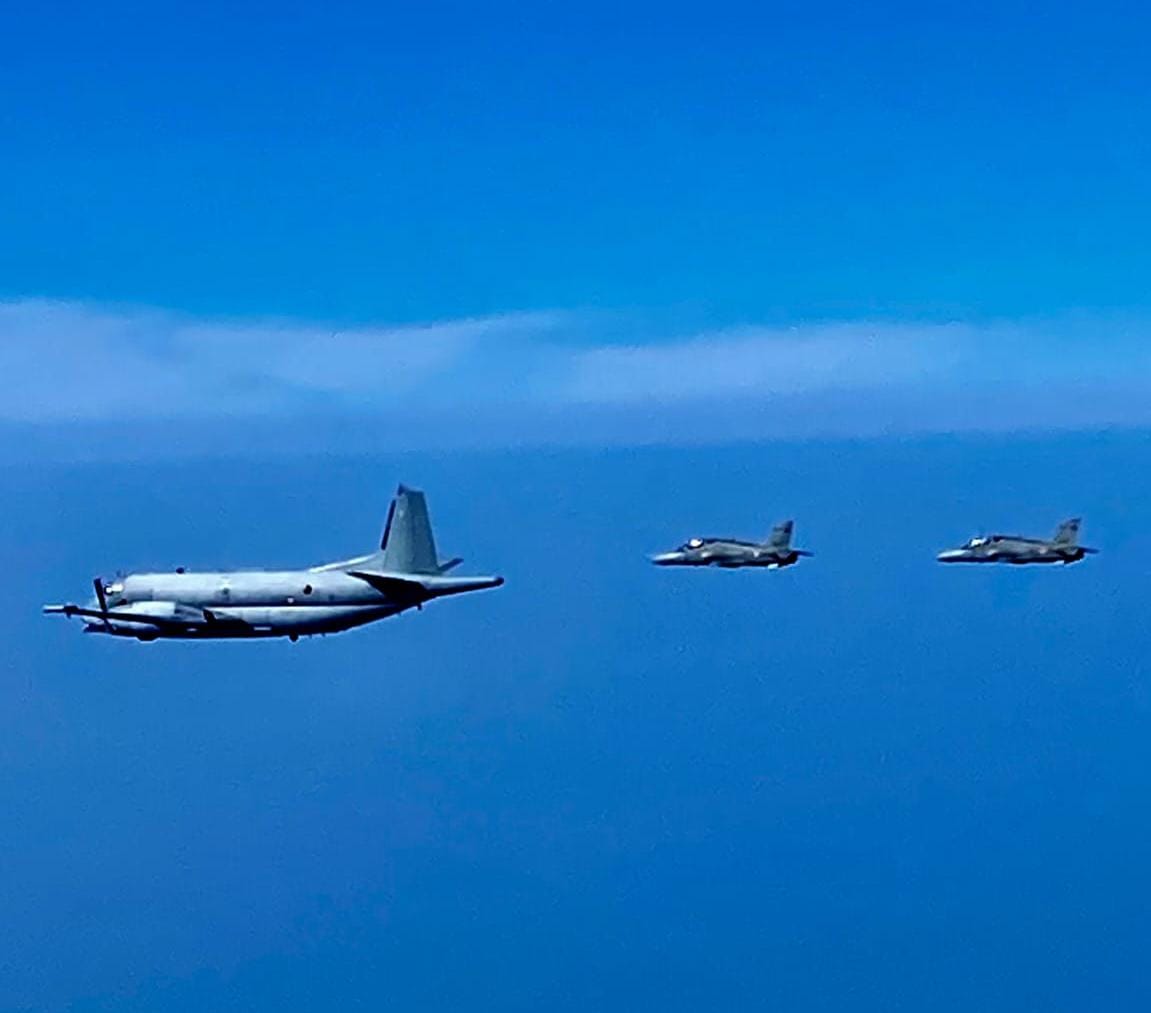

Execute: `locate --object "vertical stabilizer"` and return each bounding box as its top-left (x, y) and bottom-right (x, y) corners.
top-left (379, 485), bottom-right (440, 574)
top-left (1053, 518), bottom-right (1081, 546)
top-left (767, 520), bottom-right (794, 549)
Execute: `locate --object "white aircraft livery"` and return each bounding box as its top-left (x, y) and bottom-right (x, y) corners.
top-left (43, 484), bottom-right (503, 641)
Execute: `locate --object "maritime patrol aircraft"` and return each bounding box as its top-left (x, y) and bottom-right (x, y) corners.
top-left (650, 520), bottom-right (812, 569)
top-left (936, 518), bottom-right (1098, 566)
top-left (43, 485), bottom-right (503, 641)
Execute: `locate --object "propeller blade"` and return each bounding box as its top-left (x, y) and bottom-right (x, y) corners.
top-left (92, 578), bottom-right (108, 612)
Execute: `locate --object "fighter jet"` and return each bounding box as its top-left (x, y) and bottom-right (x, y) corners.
top-left (651, 520), bottom-right (812, 569)
top-left (43, 485), bottom-right (503, 641)
top-left (937, 518), bottom-right (1098, 566)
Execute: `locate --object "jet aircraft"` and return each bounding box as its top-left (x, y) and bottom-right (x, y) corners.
top-left (936, 518), bottom-right (1097, 566)
top-left (43, 485), bottom-right (503, 641)
top-left (651, 520), bottom-right (811, 569)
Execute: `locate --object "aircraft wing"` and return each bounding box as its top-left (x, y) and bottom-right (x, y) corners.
top-left (42, 602), bottom-right (249, 629)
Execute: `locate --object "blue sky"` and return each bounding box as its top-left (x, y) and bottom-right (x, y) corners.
top-left (4, 1), bottom-right (1151, 328)
top-left (5, 2), bottom-right (1151, 1009)
top-left (3, 2), bottom-right (1151, 452)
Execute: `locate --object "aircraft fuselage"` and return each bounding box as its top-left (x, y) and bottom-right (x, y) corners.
top-left (53, 568), bottom-right (502, 640)
top-left (936, 541), bottom-right (1092, 565)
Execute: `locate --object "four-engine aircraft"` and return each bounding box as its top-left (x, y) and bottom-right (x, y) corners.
top-left (650, 520), bottom-right (812, 569)
top-left (936, 518), bottom-right (1098, 566)
top-left (43, 485), bottom-right (503, 641)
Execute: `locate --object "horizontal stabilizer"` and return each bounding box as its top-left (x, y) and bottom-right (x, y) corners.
top-left (349, 570), bottom-right (503, 602)
top-left (347, 571), bottom-right (430, 604)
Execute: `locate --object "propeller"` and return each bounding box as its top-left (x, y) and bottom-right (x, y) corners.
top-left (91, 577), bottom-right (116, 630)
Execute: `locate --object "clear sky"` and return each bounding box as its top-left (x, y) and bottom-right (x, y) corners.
top-left (4, 1), bottom-right (1151, 326)
top-left (4, 2), bottom-right (1151, 1009)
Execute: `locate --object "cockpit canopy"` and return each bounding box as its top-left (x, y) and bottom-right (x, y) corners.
top-left (679, 537), bottom-right (708, 551)
top-left (963, 536), bottom-right (1002, 549)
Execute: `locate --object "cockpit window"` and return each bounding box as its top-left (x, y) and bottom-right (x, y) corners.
top-left (680, 537), bottom-right (706, 551)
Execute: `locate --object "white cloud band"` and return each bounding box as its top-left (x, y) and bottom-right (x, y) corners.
top-left (4, 298), bottom-right (1151, 456)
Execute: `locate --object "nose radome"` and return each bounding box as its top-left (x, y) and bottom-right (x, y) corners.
top-left (650, 552), bottom-right (680, 565)
top-left (936, 549), bottom-right (965, 562)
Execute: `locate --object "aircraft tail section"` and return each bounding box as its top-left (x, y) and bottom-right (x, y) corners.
top-left (767, 520), bottom-right (794, 550)
top-left (378, 485), bottom-right (440, 574)
top-left (1053, 518), bottom-right (1081, 546)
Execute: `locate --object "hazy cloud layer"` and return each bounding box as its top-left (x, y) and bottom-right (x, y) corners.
top-left (0, 299), bottom-right (560, 422)
top-left (5, 298), bottom-right (1151, 458)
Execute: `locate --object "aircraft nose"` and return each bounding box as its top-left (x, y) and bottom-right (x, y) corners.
top-left (936, 549), bottom-right (965, 563)
top-left (649, 552), bottom-right (681, 566)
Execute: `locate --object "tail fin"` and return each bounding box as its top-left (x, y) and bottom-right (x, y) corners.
top-left (767, 520), bottom-right (794, 550)
top-left (1053, 518), bottom-right (1081, 546)
top-left (379, 485), bottom-right (440, 574)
